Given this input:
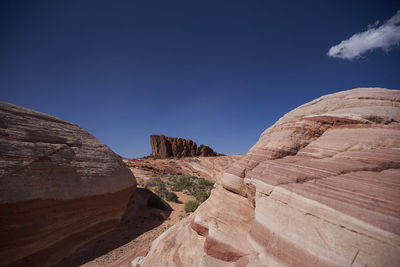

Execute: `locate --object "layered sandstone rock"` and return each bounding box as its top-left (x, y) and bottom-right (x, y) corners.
top-left (103, 155), bottom-right (243, 266)
top-left (0, 102), bottom-right (136, 266)
top-left (124, 155), bottom-right (243, 182)
top-left (150, 135), bottom-right (222, 158)
top-left (140, 88), bottom-right (400, 267)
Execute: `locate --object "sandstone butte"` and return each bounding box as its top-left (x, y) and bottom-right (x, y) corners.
top-left (150, 134), bottom-right (222, 158)
top-left (0, 102), bottom-right (136, 266)
top-left (139, 87), bottom-right (400, 267)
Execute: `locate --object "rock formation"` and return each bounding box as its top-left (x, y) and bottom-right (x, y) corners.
top-left (139, 88), bottom-right (400, 266)
top-left (0, 102), bottom-right (136, 266)
top-left (150, 134), bottom-right (222, 158)
top-left (124, 155), bottom-right (243, 183)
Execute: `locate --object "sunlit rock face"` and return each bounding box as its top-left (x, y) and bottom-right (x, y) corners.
top-left (124, 155), bottom-right (243, 183)
top-left (150, 134), bottom-right (222, 158)
top-left (0, 102), bottom-right (136, 267)
top-left (140, 88), bottom-right (400, 267)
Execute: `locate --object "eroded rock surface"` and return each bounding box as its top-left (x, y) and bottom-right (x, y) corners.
top-left (124, 155), bottom-right (243, 182)
top-left (150, 135), bottom-right (222, 158)
top-left (140, 88), bottom-right (400, 267)
top-left (0, 102), bottom-right (136, 266)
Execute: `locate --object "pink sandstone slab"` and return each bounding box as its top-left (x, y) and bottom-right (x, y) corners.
top-left (139, 87), bottom-right (400, 267)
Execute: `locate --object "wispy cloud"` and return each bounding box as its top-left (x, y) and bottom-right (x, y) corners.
top-left (327, 11), bottom-right (400, 60)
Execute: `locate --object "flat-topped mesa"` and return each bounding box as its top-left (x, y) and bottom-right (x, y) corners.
top-left (0, 102), bottom-right (136, 267)
top-left (150, 134), bottom-right (223, 158)
top-left (140, 88), bottom-right (400, 267)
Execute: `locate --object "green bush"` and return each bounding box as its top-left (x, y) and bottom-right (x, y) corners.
top-left (138, 178), bottom-right (145, 186)
top-left (168, 175), bottom-right (192, 192)
top-left (146, 178), bottom-right (179, 203)
top-left (184, 200), bottom-right (200, 212)
top-left (194, 190), bottom-right (211, 202)
top-left (168, 175), bottom-right (214, 203)
top-left (165, 191), bottom-right (178, 202)
top-left (197, 177), bottom-right (214, 187)
top-left (146, 175), bottom-right (214, 204)
top-left (145, 178), bottom-right (163, 187)
top-left (154, 181), bottom-right (167, 195)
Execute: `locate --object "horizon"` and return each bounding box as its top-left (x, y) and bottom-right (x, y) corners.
top-left (0, 86), bottom-right (396, 159)
top-left (1, 1), bottom-right (400, 158)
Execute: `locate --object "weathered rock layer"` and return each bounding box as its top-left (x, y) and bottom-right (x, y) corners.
top-left (140, 88), bottom-right (400, 267)
top-left (150, 134), bottom-right (222, 158)
top-left (0, 102), bottom-right (136, 266)
top-left (124, 155), bottom-right (243, 182)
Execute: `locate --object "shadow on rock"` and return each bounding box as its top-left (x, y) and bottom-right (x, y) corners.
top-left (54, 188), bottom-right (172, 267)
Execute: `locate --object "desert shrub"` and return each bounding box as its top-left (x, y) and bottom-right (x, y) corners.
top-left (146, 178), bottom-right (167, 196)
top-left (194, 190), bottom-right (211, 202)
top-left (184, 200), bottom-right (200, 212)
top-left (146, 178), bottom-right (179, 203)
top-left (138, 178), bottom-right (145, 186)
top-left (168, 175), bottom-right (214, 203)
top-left (145, 178), bottom-right (163, 187)
top-left (197, 177), bottom-right (214, 187)
top-left (154, 181), bottom-right (167, 194)
top-left (168, 175), bottom-right (193, 192)
top-left (146, 175), bottom-right (214, 204)
top-left (165, 191), bottom-right (178, 202)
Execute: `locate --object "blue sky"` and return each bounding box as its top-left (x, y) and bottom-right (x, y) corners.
top-left (1, 1), bottom-right (399, 158)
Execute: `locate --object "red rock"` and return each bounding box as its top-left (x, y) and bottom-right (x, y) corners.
top-left (0, 102), bottom-right (136, 266)
top-left (124, 155), bottom-right (243, 183)
top-left (150, 134), bottom-right (223, 158)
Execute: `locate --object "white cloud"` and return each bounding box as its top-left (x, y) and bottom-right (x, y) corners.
top-left (327, 10), bottom-right (400, 60)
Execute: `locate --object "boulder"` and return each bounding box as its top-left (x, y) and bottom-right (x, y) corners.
top-left (0, 102), bottom-right (136, 266)
top-left (140, 88), bottom-right (400, 266)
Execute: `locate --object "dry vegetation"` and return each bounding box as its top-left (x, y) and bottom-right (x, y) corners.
top-left (145, 175), bottom-right (214, 212)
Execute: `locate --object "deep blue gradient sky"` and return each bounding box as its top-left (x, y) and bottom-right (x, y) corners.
top-left (1, 1), bottom-right (399, 158)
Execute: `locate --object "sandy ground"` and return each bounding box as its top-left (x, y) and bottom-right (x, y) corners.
top-left (55, 187), bottom-right (194, 267)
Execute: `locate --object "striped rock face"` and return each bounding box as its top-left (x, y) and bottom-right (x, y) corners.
top-left (0, 102), bottom-right (136, 267)
top-left (140, 88), bottom-right (400, 267)
top-left (124, 155), bottom-right (243, 182)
